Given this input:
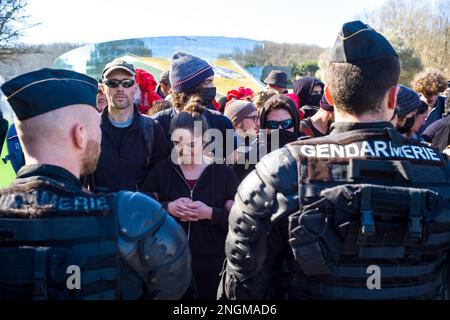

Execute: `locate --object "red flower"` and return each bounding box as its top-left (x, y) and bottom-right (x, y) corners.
top-left (226, 87), bottom-right (254, 101)
top-left (135, 69), bottom-right (162, 114)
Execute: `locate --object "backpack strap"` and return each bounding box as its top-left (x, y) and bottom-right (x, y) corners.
top-left (140, 115), bottom-right (155, 169)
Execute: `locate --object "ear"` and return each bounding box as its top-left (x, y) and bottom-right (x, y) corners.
top-left (324, 85), bottom-right (334, 106)
top-left (71, 123), bottom-right (88, 151)
top-left (387, 85), bottom-right (399, 111)
top-left (101, 83), bottom-right (107, 94)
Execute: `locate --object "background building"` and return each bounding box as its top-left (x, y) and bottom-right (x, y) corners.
top-left (54, 36), bottom-right (267, 97)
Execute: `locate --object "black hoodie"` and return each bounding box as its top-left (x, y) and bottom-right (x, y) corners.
top-left (140, 158), bottom-right (239, 299)
top-left (259, 94), bottom-right (301, 138)
top-left (294, 76), bottom-right (325, 108)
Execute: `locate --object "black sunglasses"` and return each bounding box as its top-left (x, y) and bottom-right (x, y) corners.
top-left (266, 119), bottom-right (294, 130)
top-left (104, 79), bottom-right (135, 89)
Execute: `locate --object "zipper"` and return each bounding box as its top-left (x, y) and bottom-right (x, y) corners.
top-left (171, 163), bottom-right (211, 242)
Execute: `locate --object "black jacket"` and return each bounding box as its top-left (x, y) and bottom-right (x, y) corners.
top-left (219, 122), bottom-right (450, 300)
top-left (141, 157), bottom-right (239, 263)
top-left (152, 106), bottom-right (235, 157)
top-left (87, 106), bottom-right (169, 192)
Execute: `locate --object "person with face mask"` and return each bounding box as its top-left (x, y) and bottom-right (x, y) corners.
top-left (152, 52), bottom-right (235, 161)
top-left (259, 94), bottom-right (301, 152)
top-left (394, 85), bottom-right (422, 137)
top-left (294, 76), bottom-right (325, 118)
top-left (299, 90), bottom-right (335, 138)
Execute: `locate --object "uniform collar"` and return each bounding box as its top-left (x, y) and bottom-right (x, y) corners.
top-left (16, 164), bottom-right (83, 191)
top-left (330, 121), bottom-right (394, 134)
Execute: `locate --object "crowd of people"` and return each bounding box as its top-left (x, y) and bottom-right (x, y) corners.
top-left (1, 19), bottom-right (450, 300)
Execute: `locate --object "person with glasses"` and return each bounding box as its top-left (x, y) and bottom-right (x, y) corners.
top-left (84, 59), bottom-right (169, 193)
top-left (224, 99), bottom-right (260, 180)
top-left (259, 94), bottom-right (301, 150)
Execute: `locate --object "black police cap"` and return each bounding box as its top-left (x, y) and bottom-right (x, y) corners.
top-left (0, 68), bottom-right (98, 121)
top-left (330, 20), bottom-right (399, 63)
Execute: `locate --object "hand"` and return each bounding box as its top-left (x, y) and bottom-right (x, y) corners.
top-left (168, 198), bottom-right (199, 221)
top-left (225, 200), bottom-right (234, 212)
top-left (190, 201), bottom-right (213, 221)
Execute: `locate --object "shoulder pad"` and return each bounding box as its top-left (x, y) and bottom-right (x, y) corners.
top-left (114, 191), bottom-right (167, 241)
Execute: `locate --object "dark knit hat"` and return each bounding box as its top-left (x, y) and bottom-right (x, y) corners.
top-left (264, 70), bottom-right (288, 88)
top-left (396, 85), bottom-right (422, 118)
top-left (169, 51), bottom-right (214, 93)
top-left (1, 68), bottom-right (98, 121)
top-left (330, 20), bottom-right (399, 63)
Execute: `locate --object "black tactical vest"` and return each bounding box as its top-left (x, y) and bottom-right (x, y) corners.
top-left (0, 176), bottom-right (119, 300)
top-left (284, 127), bottom-right (450, 299)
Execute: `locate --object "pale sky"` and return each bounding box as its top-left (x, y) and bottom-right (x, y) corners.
top-left (21, 0), bottom-right (387, 47)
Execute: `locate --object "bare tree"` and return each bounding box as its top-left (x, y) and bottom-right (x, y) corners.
top-left (0, 0), bottom-right (38, 61)
top-left (358, 0), bottom-right (450, 85)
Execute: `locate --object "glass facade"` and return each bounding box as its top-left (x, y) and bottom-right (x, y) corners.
top-left (54, 36), bottom-right (265, 96)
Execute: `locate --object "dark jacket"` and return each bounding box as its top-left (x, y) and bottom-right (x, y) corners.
top-left (141, 158), bottom-right (239, 299)
top-left (87, 105), bottom-right (169, 192)
top-left (152, 106), bottom-right (235, 157)
top-left (141, 158), bottom-right (239, 260)
top-left (418, 96), bottom-right (446, 135)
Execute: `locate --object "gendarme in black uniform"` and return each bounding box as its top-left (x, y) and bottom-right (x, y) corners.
top-left (218, 22), bottom-right (450, 300)
top-left (0, 69), bottom-right (192, 300)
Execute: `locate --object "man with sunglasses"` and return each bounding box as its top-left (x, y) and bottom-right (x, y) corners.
top-left (219, 21), bottom-right (450, 300)
top-left (85, 59), bottom-right (169, 193)
top-left (259, 94), bottom-right (301, 148)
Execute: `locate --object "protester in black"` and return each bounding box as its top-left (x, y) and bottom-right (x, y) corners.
top-left (141, 96), bottom-right (239, 300)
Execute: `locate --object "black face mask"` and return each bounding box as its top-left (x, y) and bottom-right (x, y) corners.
top-left (265, 129), bottom-right (298, 150)
top-left (397, 116), bottom-right (416, 134)
top-left (200, 87), bottom-right (217, 106)
top-left (309, 94), bottom-right (323, 107)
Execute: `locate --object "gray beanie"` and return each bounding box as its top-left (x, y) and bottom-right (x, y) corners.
top-left (224, 100), bottom-right (257, 126)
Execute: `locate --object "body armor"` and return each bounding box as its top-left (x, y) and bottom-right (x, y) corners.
top-left (0, 172), bottom-right (191, 300)
top-left (220, 124), bottom-right (450, 300)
